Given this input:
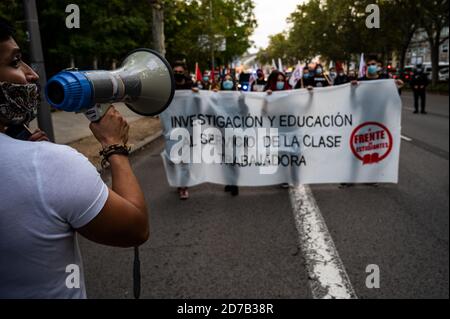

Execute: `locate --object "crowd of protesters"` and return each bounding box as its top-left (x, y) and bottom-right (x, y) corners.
top-left (171, 56), bottom-right (413, 199)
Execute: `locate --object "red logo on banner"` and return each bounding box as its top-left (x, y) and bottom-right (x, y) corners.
top-left (350, 122), bottom-right (393, 165)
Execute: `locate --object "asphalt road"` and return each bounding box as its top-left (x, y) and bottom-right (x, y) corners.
top-left (79, 91), bottom-right (449, 299)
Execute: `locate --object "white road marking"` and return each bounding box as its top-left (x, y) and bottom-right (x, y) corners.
top-left (401, 135), bottom-right (413, 142)
top-left (289, 185), bottom-right (357, 299)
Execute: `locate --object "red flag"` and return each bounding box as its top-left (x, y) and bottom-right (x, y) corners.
top-left (195, 63), bottom-right (202, 82)
top-left (336, 61), bottom-right (344, 73)
top-left (210, 66), bottom-right (215, 83)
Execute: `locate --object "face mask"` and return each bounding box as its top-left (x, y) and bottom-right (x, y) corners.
top-left (368, 65), bottom-right (378, 75)
top-left (276, 81), bottom-right (285, 90)
top-left (223, 80), bottom-right (234, 90)
top-left (303, 73), bottom-right (310, 79)
top-left (330, 72), bottom-right (337, 78)
top-left (203, 77), bottom-right (209, 82)
top-left (316, 68), bottom-right (323, 75)
top-left (0, 82), bottom-right (39, 126)
top-left (174, 73), bottom-right (185, 82)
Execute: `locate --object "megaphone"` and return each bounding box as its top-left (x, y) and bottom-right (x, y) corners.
top-left (45, 49), bottom-right (175, 122)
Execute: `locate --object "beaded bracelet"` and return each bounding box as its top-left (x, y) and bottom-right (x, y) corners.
top-left (99, 144), bottom-right (131, 169)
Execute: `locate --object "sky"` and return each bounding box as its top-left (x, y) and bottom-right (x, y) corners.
top-left (249, 0), bottom-right (306, 53)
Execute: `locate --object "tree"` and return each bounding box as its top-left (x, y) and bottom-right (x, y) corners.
top-left (259, 0), bottom-right (446, 74)
top-left (149, 0), bottom-right (165, 56)
top-left (421, 0), bottom-right (449, 85)
top-left (164, 0), bottom-right (257, 71)
top-left (2, 0), bottom-right (256, 76)
top-left (0, 0), bottom-right (27, 50)
top-left (36, 0), bottom-right (152, 74)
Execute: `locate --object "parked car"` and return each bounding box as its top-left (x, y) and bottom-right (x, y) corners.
top-left (439, 67), bottom-right (449, 81)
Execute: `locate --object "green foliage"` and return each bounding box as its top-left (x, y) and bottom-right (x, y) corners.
top-left (0, 0), bottom-right (256, 76)
top-left (258, 0), bottom-right (447, 69)
top-left (165, 0), bottom-right (257, 71)
top-left (0, 0), bottom-right (27, 50)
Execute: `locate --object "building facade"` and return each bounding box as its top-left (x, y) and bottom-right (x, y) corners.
top-left (406, 27), bottom-right (449, 66)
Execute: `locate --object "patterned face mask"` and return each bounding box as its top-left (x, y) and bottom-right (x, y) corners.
top-left (0, 81), bottom-right (39, 126)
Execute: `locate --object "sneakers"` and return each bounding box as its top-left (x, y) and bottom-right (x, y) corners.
top-left (178, 188), bottom-right (189, 200)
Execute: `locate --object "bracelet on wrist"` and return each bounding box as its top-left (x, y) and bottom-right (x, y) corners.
top-left (99, 144), bottom-right (131, 169)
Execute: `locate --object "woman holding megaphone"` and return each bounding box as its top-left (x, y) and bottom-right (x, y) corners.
top-left (0, 19), bottom-right (150, 299)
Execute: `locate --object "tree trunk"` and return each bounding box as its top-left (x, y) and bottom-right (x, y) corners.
top-left (399, 47), bottom-right (407, 70)
top-left (151, 1), bottom-right (166, 57)
top-left (430, 40), bottom-right (440, 86)
top-left (93, 56), bottom-right (98, 70)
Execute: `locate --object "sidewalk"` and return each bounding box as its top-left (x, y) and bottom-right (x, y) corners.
top-left (30, 103), bottom-right (145, 145)
top-left (30, 103), bottom-right (162, 168)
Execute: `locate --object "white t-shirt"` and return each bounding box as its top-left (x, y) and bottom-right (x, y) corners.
top-left (0, 133), bottom-right (109, 299)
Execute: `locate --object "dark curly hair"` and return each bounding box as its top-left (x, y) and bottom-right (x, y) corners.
top-left (0, 18), bottom-right (15, 42)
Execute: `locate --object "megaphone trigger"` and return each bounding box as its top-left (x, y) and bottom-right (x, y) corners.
top-left (84, 104), bottom-right (112, 122)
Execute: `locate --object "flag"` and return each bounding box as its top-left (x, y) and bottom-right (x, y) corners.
top-left (358, 53), bottom-right (366, 78)
top-left (289, 62), bottom-right (303, 88)
top-left (195, 63), bottom-right (202, 82)
top-left (278, 58), bottom-right (283, 72)
top-left (210, 66), bottom-right (215, 83)
top-left (336, 61), bottom-right (344, 73)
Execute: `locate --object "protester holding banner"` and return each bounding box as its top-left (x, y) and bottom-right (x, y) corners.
top-left (220, 73), bottom-right (238, 91)
top-left (347, 69), bottom-right (358, 82)
top-left (341, 56), bottom-right (403, 188)
top-left (173, 61), bottom-right (196, 199)
top-left (294, 67), bottom-right (315, 89)
top-left (329, 67), bottom-right (338, 83)
top-left (263, 70), bottom-right (292, 188)
top-left (334, 70), bottom-right (350, 86)
top-left (251, 69), bottom-right (267, 92)
top-left (219, 74), bottom-right (240, 196)
top-left (357, 56), bottom-right (404, 88)
top-left (264, 70), bottom-right (291, 94)
top-left (312, 64), bottom-right (332, 88)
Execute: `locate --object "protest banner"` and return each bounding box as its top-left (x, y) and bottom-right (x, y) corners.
top-left (160, 80), bottom-right (402, 187)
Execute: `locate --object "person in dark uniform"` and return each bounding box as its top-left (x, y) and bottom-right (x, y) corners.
top-left (294, 67), bottom-right (315, 89)
top-left (410, 63), bottom-right (430, 114)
